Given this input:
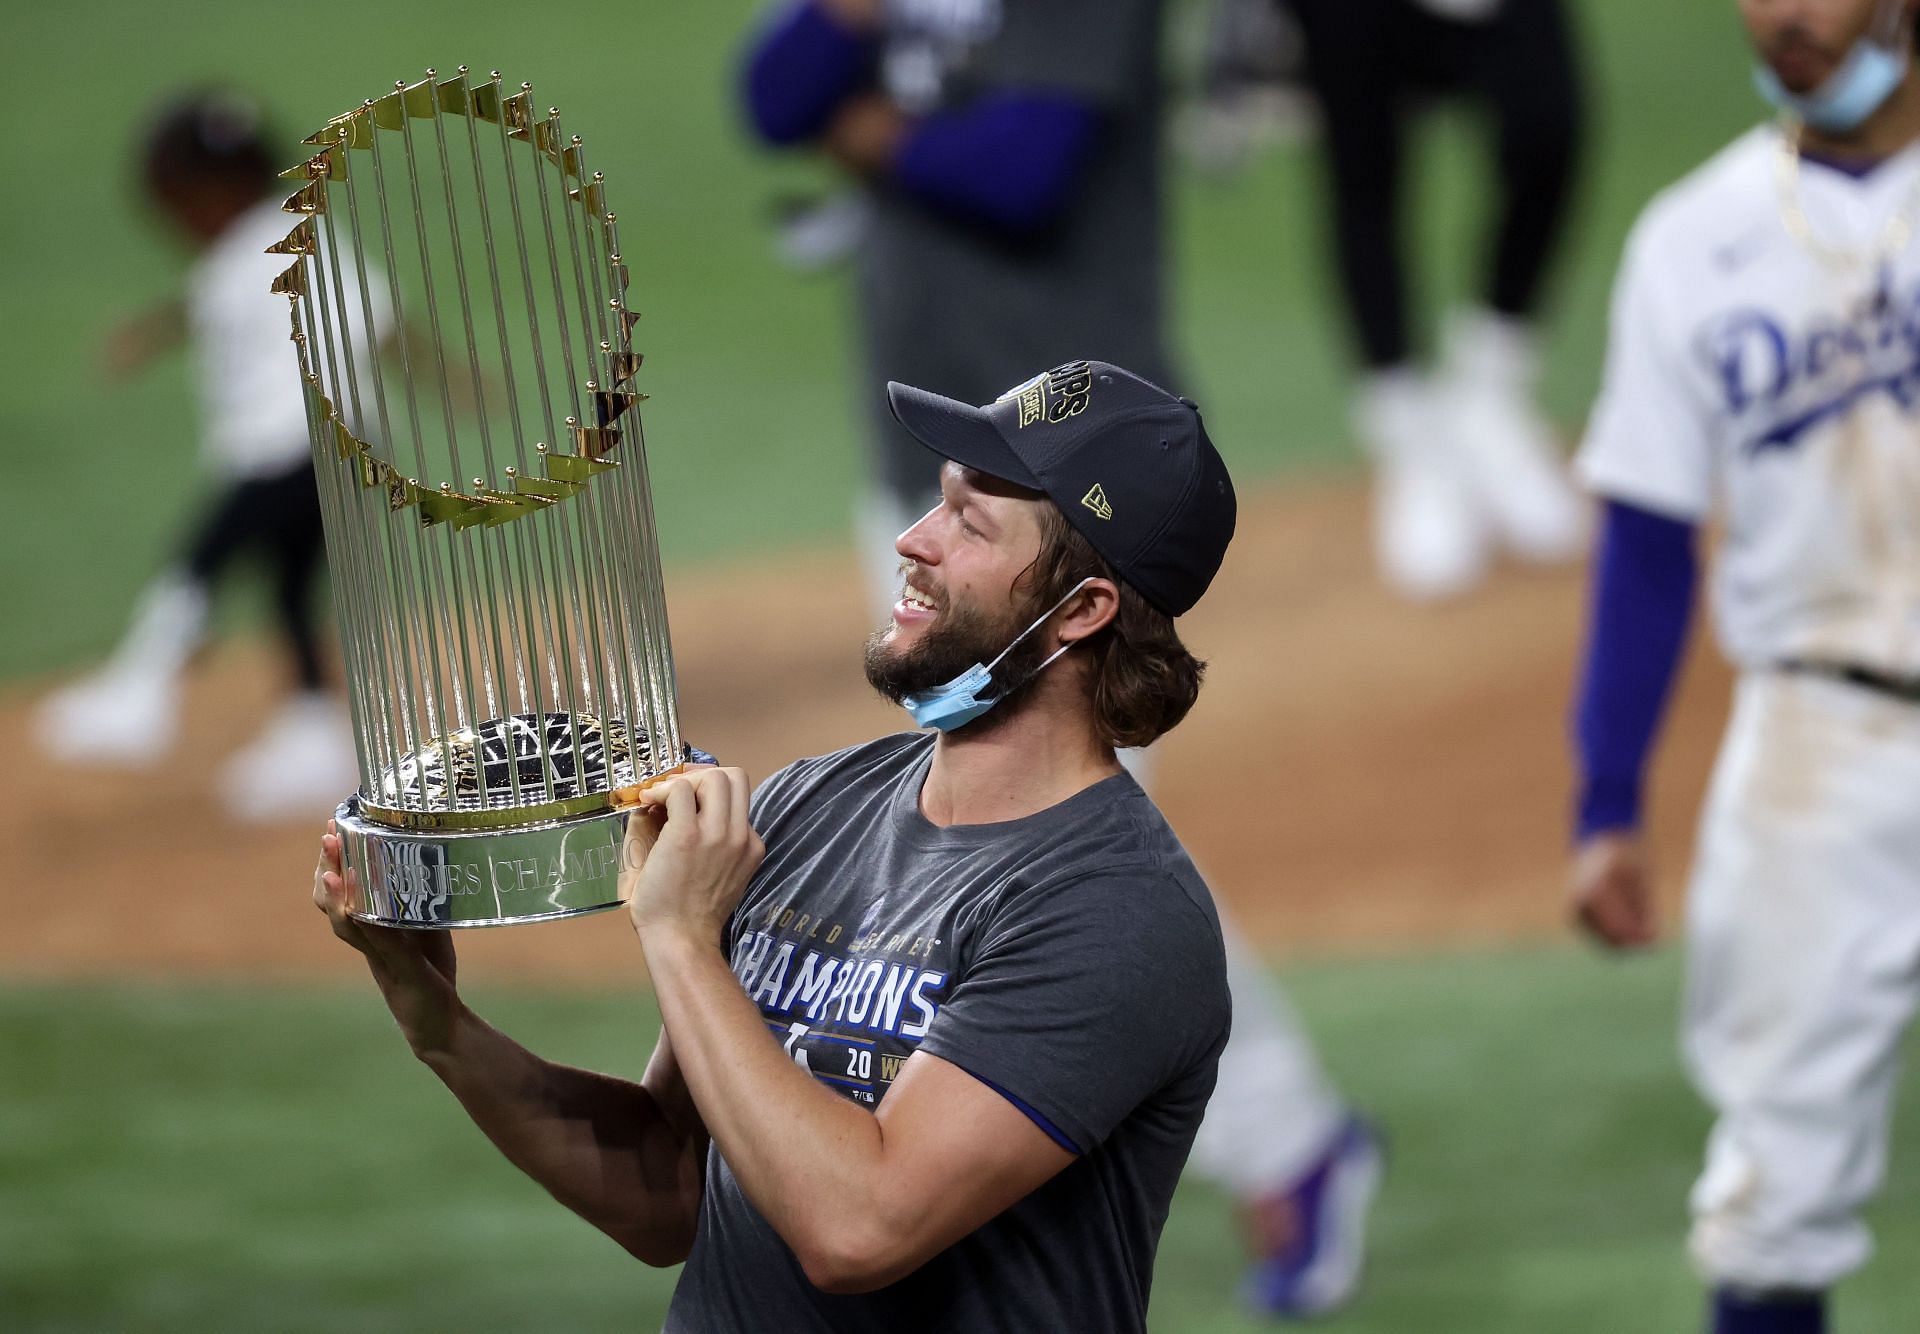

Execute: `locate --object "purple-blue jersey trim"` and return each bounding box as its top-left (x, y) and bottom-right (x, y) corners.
top-left (742, 1), bottom-right (877, 145)
top-left (965, 1068), bottom-right (1082, 1155)
top-left (893, 93), bottom-right (1098, 234)
top-left (1799, 147), bottom-right (1888, 181)
top-left (1572, 498), bottom-right (1698, 840)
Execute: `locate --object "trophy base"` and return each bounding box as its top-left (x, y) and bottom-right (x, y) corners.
top-left (334, 794), bottom-right (634, 928)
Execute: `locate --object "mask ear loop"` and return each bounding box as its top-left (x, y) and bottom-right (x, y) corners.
top-left (1870, 0), bottom-right (1909, 51)
top-left (978, 576), bottom-right (1099, 699)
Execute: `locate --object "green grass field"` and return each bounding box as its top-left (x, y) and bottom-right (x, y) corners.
top-left (2, 0), bottom-right (1756, 676)
top-left (5, 948), bottom-right (1920, 1332)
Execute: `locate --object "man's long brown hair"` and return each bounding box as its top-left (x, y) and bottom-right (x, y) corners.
top-left (1020, 505), bottom-right (1206, 749)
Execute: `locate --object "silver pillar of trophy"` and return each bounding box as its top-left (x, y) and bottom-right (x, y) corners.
top-left (271, 68), bottom-right (685, 927)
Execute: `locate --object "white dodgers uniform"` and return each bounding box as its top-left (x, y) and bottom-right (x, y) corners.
top-left (1581, 123), bottom-right (1920, 1290)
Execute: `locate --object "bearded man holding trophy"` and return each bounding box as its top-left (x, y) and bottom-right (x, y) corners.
top-left (302, 69), bottom-right (1241, 1332)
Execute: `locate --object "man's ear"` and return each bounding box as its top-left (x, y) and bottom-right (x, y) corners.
top-left (1056, 578), bottom-right (1120, 645)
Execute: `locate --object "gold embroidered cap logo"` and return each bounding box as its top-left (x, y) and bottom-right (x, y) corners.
top-left (999, 360), bottom-right (1094, 429)
top-left (1081, 483), bottom-right (1113, 521)
top-left (1016, 379), bottom-right (1046, 428)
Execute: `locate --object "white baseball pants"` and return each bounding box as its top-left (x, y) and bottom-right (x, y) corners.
top-left (1684, 670), bottom-right (1920, 1290)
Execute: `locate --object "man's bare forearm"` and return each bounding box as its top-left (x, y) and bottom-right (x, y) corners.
top-left (420, 1002), bottom-right (707, 1265)
top-left (637, 928), bottom-right (891, 1271)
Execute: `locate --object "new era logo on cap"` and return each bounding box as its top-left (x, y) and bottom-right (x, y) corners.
top-left (885, 360), bottom-right (1237, 616)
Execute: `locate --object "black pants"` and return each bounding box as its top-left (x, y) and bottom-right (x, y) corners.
top-left (184, 460), bottom-right (327, 691)
top-left (1286, 0), bottom-right (1584, 368)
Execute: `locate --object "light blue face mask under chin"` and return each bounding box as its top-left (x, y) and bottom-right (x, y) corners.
top-left (900, 578), bottom-right (1095, 732)
top-left (1755, 33), bottom-right (1909, 133)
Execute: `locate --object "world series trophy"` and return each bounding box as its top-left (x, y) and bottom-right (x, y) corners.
top-left (272, 68), bottom-right (695, 927)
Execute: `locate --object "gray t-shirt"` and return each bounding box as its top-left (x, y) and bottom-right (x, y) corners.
top-left (665, 732), bottom-right (1229, 1333)
top-left (859, 0), bottom-right (1173, 502)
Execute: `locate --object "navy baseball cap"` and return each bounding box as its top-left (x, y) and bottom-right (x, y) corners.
top-left (886, 360), bottom-right (1236, 616)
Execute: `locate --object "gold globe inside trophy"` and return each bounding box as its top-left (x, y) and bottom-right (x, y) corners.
top-left (273, 67), bottom-right (695, 927)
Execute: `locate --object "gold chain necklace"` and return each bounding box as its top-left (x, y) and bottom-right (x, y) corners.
top-left (1772, 119), bottom-right (1920, 272)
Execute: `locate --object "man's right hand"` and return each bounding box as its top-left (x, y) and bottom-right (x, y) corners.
top-left (314, 821), bottom-right (462, 1058)
top-left (814, 0), bottom-right (883, 31)
top-left (1568, 830), bottom-right (1659, 950)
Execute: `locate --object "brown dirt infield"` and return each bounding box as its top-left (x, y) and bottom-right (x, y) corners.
top-left (0, 478), bottom-right (1731, 985)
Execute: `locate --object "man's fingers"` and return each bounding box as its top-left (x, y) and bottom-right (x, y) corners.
top-left (1577, 895), bottom-right (1632, 950)
top-left (314, 868), bottom-right (373, 953)
top-left (618, 805), bottom-right (660, 897)
top-left (633, 762), bottom-right (717, 809)
top-left (1585, 893), bottom-right (1628, 946)
top-left (682, 765), bottom-right (753, 829)
top-left (722, 767), bottom-right (753, 818)
top-left (621, 802), bottom-right (660, 859)
top-left (1609, 869), bottom-right (1658, 945)
top-left (1617, 883), bottom-right (1659, 946)
top-left (661, 774), bottom-right (699, 831)
top-left (691, 766), bottom-right (735, 839)
top-left (309, 826), bottom-right (458, 991)
top-left (1577, 876), bottom-right (1657, 950)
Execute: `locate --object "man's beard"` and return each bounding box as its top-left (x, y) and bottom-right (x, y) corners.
top-left (864, 588), bottom-right (1057, 725)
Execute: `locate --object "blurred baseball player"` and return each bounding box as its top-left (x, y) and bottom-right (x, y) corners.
top-left (317, 362), bottom-right (1238, 1330)
top-left (36, 90), bottom-right (384, 821)
top-left (1285, 0), bottom-right (1590, 599)
top-left (740, 3), bottom-right (1380, 1315)
top-left (1570, 3), bottom-right (1920, 1330)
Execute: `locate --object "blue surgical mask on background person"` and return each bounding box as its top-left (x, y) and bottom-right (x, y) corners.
top-left (1755, 0), bottom-right (1910, 132)
top-left (903, 578), bottom-right (1096, 732)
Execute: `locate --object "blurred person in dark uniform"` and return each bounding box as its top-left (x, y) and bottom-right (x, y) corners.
top-left (1285, 0), bottom-right (1590, 599)
top-left (746, 0), bottom-right (1171, 610)
top-left (35, 91), bottom-right (385, 822)
top-left (741, 3), bottom-right (1381, 1317)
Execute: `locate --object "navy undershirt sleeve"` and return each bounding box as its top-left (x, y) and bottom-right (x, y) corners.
top-left (893, 93), bottom-right (1098, 234)
top-left (1572, 498), bottom-right (1699, 840)
top-left (742, 1), bottom-right (878, 145)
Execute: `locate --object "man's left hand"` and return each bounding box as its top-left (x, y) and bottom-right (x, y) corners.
top-left (622, 766), bottom-right (764, 947)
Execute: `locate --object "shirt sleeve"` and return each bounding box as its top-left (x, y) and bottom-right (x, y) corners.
top-left (914, 868), bottom-right (1228, 1154)
top-left (747, 755), bottom-right (829, 836)
top-left (1575, 209), bottom-right (1718, 522)
top-left (1570, 498), bottom-right (1699, 840)
top-left (892, 92), bottom-right (1097, 233)
top-left (970, 0), bottom-right (1159, 108)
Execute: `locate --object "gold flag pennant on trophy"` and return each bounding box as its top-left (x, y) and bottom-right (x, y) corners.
top-left (269, 67), bottom-right (686, 926)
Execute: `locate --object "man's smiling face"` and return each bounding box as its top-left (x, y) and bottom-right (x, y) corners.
top-left (864, 462), bottom-right (1053, 704)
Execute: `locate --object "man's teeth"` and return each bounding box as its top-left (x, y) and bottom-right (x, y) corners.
top-left (901, 588), bottom-right (937, 611)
